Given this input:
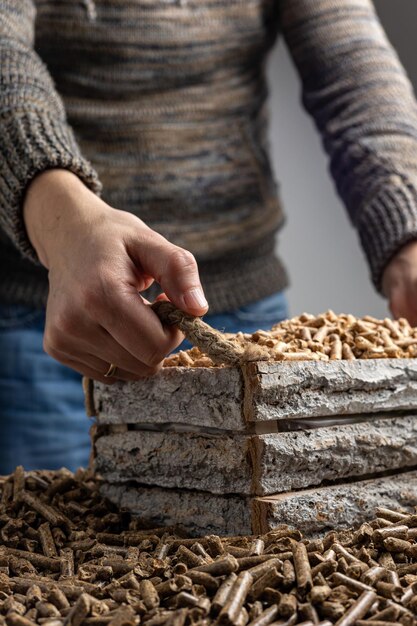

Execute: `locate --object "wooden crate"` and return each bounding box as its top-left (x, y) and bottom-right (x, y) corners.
top-left (87, 359), bottom-right (417, 535)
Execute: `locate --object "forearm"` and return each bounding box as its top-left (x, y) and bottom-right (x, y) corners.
top-left (0, 0), bottom-right (100, 262)
top-left (280, 0), bottom-right (417, 290)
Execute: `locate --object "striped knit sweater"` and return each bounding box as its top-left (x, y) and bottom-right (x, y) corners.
top-left (1, 0), bottom-right (417, 312)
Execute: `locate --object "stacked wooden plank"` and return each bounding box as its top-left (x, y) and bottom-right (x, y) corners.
top-left (87, 356), bottom-right (417, 536)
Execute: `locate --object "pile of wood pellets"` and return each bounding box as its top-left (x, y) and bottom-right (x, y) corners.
top-left (164, 311), bottom-right (417, 367)
top-left (1, 468), bottom-right (417, 626)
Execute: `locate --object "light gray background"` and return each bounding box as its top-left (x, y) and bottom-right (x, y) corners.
top-left (268, 1), bottom-right (417, 318)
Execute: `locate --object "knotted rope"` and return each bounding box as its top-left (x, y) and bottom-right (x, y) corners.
top-left (152, 301), bottom-right (269, 366)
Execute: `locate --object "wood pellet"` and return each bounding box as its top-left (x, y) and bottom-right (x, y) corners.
top-left (1, 468), bottom-right (417, 625)
top-left (163, 311), bottom-right (417, 367)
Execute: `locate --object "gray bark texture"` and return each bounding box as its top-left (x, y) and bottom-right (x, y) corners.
top-left (91, 359), bottom-right (417, 537)
top-left (92, 367), bottom-right (245, 429)
top-left (243, 359), bottom-right (417, 422)
top-left (254, 470), bottom-right (417, 535)
top-left (254, 414), bottom-right (417, 494)
top-left (101, 482), bottom-right (252, 536)
top-left (94, 415), bottom-right (417, 496)
top-left (91, 360), bottom-right (417, 430)
top-left (94, 430), bottom-right (252, 495)
top-left (101, 470), bottom-right (417, 537)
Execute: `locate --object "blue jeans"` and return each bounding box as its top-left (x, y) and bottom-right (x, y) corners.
top-left (0, 292), bottom-right (288, 474)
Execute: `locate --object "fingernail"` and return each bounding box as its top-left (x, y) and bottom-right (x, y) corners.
top-left (184, 287), bottom-right (208, 310)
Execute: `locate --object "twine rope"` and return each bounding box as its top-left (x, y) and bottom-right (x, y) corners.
top-left (152, 301), bottom-right (269, 366)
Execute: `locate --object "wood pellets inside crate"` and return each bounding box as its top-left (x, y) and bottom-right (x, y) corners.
top-left (2, 467), bottom-right (417, 626)
top-left (164, 311), bottom-right (417, 368)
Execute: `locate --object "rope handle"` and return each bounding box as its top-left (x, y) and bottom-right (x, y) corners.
top-left (151, 301), bottom-right (269, 366)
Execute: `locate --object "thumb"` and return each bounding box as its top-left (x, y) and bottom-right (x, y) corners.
top-left (130, 228), bottom-right (209, 316)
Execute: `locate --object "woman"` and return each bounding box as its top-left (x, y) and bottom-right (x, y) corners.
top-left (1, 0), bottom-right (417, 472)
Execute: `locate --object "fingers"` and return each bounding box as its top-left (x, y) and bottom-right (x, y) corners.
top-left (44, 296), bottom-right (179, 376)
top-left (44, 298), bottom-right (171, 372)
top-left (88, 329), bottom-right (162, 378)
top-left (127, 228), bottom-right (209, 316)
top-left (384, 259), bottom-right (417, 325)
top-left (47, 345), bottom-right (158, 384)
top-left (389, 285), bottom-right (407, 319)
top-left (41, 204), bottom-right (205, 379)
top-left (43, 215), bottom-right (204, 375)
top-left (383, 241), bottom-right (417, 326)
top-left (45, 350), bottom-right (116, 385)
top-left (389, 284), bottom-right (417, 326)
top-left (95, 288), bottom-right (185, 367)
top-left (74, 349), bottom-right (159, 381)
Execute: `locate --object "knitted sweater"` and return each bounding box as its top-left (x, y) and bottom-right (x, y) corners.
top-left (1, 0), bottom-right (417, 313)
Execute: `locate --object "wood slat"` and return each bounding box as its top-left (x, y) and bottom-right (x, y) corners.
top-left (94, 414), bottom-right (417, 495)
top-left (242, 359), bottom-right (417, 422)
top-left (91, 359), bottom-right (417, 429)
top-left (92, 367), bottom-right (244, 429)
top-left (101, 470), bottom-right (417, 537)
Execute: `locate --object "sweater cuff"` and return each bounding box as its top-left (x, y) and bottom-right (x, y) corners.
top-left (0, 110), bottom-right (102, 263)
top-left (357, 177), bottom-right (417, 293)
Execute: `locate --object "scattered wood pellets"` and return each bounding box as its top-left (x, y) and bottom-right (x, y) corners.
top-left (2, 467), bottom-right (417, 625)
top-left (163, 311), bottom-right (417, 367)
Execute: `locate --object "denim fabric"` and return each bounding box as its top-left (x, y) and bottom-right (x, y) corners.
top-left (0, 304), bottom-right (91, 475)
top-left (0, 291), bottom-right (288, 473)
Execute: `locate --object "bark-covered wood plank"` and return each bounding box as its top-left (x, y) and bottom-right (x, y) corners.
top-left (243, 359), bottom-right (417, 421)
top-left (253, 470), bottom-right (417, 535)
top-left (94, 430), bottom-right (252, 494)
top-left (101, 470), bottom-right (417, 537)
top-left (254, 414), bottom-right (417, 494)
top-left (94, 415), bottom-right (417, 495)
top-left (92, 367), bottom-right (244, 429)
top-left (90, 360), bottom-right (417, 430)
top-left (101, 482), bottom-right (252, 536)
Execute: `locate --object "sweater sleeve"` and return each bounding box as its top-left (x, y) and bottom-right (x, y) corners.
top-left (0, 0), bottom-right (101, 262)
top-left (280, 0), bottom-right (417, 292)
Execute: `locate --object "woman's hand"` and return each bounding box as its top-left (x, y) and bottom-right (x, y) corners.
top-left (23, 169), bottom-right (208, 383)
top-left (382, 240), bottom-right (417, 325)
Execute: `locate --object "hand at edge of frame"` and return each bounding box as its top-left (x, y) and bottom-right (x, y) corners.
top-left (382, 240), bottom-right (417, 326)
top-left (23, 169), bottom-right (209, 383)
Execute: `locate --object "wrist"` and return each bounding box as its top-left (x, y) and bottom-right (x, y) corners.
top-left (23, 169), bottom-right (105, 268)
